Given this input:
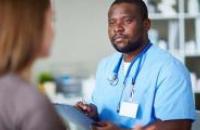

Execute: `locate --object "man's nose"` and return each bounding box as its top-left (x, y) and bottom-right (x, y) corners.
top-left (114, 23), bottom-right (125, 33)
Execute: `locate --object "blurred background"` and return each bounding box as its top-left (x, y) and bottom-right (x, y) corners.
top-left (32, 0), bottom-right (200, 129)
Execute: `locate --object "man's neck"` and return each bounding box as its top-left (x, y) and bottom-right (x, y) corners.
top-left (123, 42), bottom-right (147, 62)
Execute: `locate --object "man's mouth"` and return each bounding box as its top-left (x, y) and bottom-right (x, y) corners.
top-left (112, 35), bottom-right (126, 42)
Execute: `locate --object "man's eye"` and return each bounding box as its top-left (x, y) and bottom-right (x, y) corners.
top-left (109, 20), bottom-right (115, 25)
top-left (124, 18), bottom-right (132, 24)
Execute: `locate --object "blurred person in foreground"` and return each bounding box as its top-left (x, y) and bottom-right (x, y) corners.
top-left (0, 0), bottom-right (67, 129)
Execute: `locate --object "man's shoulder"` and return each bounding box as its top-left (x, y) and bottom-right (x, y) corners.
top-left (95, 53), bottom-right (121, 76)
top-left (148, 45), bottom-right (189, 76)
top-left (148, 45), bottom-right (182, 65)
top-left (148, 45), bottom-right (174, 60)
top-left (98, 52), bottom-right (121, 67)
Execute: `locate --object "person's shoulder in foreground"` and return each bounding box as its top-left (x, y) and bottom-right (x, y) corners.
top-left (0, 74), bottom-right (67, 130)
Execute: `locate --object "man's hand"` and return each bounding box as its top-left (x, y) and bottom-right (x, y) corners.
top-left (134, 125), bottom-right (143, 130)
top-left (92, 121), bottom-right (121, 130)
top-left (133, 125), bottom-right (156, 130)
top-left (91, 122), bottom-right (154, 130)
top-left (75, 101), bottom-right (98, 120)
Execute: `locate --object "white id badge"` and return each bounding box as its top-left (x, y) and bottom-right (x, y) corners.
top-left (119, 101), bottom-right (139, 118)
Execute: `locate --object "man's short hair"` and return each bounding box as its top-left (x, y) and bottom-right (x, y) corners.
top-left (111, 0), bottom-right (148, 20)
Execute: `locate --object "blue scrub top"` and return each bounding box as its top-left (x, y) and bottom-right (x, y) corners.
top-left (91, 44), bottom-right (196, 129)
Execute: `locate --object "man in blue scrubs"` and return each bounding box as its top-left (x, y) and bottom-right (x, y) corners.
top-left (76, 0), bottom-right (196, 129)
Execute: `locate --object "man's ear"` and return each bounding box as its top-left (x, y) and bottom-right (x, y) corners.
top-left (143, 18), bottom-right (151, 31)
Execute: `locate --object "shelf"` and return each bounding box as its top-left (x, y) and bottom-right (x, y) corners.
top-left (184, 14), bottom-right (200, 19)
top-left (149, 13), bottom-right (179, 20)
top-left (185, 51), bottom-right (200, 57)
top-left (194, 90), bottom-right (200, 93)
top-left (149, 13), bottom-right (200, 20)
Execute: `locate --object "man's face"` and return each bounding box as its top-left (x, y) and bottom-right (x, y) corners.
top-left (108, 3), bottom-right (149, 53)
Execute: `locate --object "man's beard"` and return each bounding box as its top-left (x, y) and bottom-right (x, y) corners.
top-left (111, 40), bottom-right (143, 53)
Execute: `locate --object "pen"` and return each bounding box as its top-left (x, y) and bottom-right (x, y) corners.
top-left (82, 98), bottom-right (88, 110)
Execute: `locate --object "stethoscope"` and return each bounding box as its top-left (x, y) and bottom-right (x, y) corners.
top-left (107, 42), bottom-right (152, 113)
top-left (107, 42), bottom-right (152, 87)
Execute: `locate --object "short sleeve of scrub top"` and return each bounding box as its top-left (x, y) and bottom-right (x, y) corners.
top-left (154, 58), bottom-right (196, 121)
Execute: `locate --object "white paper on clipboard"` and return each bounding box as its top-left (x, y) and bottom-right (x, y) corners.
top-left (54, 103), bottom-right (94, 130)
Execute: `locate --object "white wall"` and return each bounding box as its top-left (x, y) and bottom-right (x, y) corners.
top-left (33, 0), bottom-right (115, 78)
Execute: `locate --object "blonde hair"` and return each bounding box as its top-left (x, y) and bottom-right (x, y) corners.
top-left (0, 0), bottom-right (50, 76)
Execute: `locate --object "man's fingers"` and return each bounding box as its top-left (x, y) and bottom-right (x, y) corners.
top-left (75, 101), bottom-right (84, 110)
top-left (75, 101), bottom-right (91, 112)
top-left (91, 122), bottom-right (108, 130)
top-left (134, 125), bottom-right (144, 130)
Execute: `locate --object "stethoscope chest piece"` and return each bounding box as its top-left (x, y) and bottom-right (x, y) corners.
top-left (108, 73), bottom-right (119, 86)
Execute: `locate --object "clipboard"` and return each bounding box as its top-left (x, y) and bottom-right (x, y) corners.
top-left (54, 103), bottom-right (94, 130)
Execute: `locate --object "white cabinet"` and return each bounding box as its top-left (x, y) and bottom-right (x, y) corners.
top-left (147, 0), bottom-right (200, 58)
